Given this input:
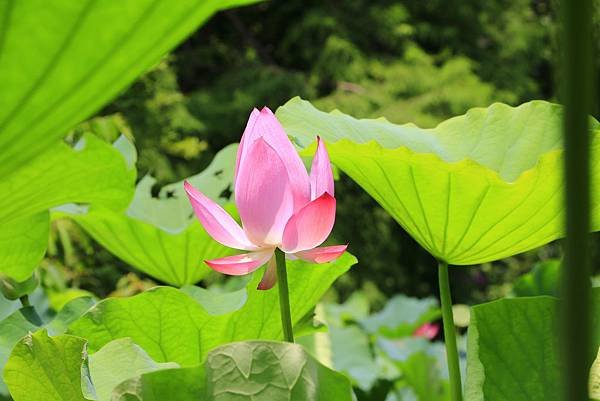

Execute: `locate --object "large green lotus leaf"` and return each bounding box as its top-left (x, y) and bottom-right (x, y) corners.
top-left (180, 285), bottom-right (248, 315)
top-left (0, 212), bottom-right (49, 280)
top-left (0, 307), bottom-right (41, 396)
top-left (0, 134), bottom-right (133, 280)
top-left (69, 210), bottom-right (229, 286)
top-left (65, 145), bottom-right (238, 286)
top-left (465, 289), bottom-right (600, 401)
top-left (0, 0), bottom-right (259, 180)
top-left (83, 338), bottom-right (178, 401)
top-left (277, 98), bottom-right (600, 264)
top-left (111, 366), bottom-right (205, 401)
top-left (0, 297), bottom-right (94, 396)
top-left (5, 333), bottom-right (183, 401)
top-left (0, 134), bottom-right (134, 225)
top-left (203, 341), bottom-right (352, 401)
top-left (5, 333), bottom-right (186, 401)
top-left (126, 144), bottom-right (238, 233)
top-left (113, 341), bottom-right (352, 401)
top-left (45, 296), bottom-right (96, 336)
top-left (4, 331), bottom-right (87, 401)
top-left (68, 253), bottom-right (357, 364)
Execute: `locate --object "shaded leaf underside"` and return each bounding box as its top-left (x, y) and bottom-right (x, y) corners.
top-left (278, 98), bottom-right (600, 264)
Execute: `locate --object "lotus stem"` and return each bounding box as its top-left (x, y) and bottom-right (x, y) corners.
top-left (560, 0), bottom-right (593, 399)
top-left (438, 260), bottom-right (462, 401)
top-left (19, 295), bottom-right (30, 307)
top-left (275, 248), bottom-right (294, 342)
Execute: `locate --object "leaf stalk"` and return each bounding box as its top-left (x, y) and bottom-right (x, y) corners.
top-left (438, 260), bottom-right (462, 401)
top-left (275, 248), bottom-right (294, 342)
top-left (560, 0), bottom-right (594, 399)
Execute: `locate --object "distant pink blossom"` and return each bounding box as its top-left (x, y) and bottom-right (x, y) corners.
top-left (414, 322), bottom-right (440, 340)
top-left (184, 107), bottom-right (347, 290)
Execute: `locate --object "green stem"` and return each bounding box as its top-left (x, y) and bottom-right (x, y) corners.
top-left (19, 295), bottom-right (43, 326)
top-left (560, 0), bottom-right (593, 399)
top-left (438, 260), bottom-right (462, 401)
top-left (19, 295), bottom-right (30, 307)
top-left (275, 249), bottom-right (294, 342)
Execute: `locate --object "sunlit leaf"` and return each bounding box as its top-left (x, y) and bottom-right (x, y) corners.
top-left (64, 145), bottom-right (238, 286)
top-left (0, 0), bottom-right (260, 179)
top-left (68, 253), bottom-right (357, 363)
top-left (278, 98), bottom-right (600, 264)
top-left (0, 134), bottom-right (135, 225)
top-left (180, 285), bottom-right (247, 316)
top-left (0, 213), bottom-right (48, 281)
top-left (4, 331), bottom-right (87, 401)
top-left (0, 134), bottom-right (134, 280)
top-left (47, 289), bottom-right (96, 312)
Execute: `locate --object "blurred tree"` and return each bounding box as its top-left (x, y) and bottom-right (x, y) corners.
top-left (104, 60), bottom-right (208, 183)
top-left (405, 0), bottom-right (555, 100)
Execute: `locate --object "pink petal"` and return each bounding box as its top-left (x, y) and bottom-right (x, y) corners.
top-left (235, 108), bottom-right (260, 183)
top-left (235, 138), bottom-right (295, 246)
top-left (184, 181), bottom-right (258, 251)
top-left (281, 193), bottom-right (337, 253)
top-left (294, 244), bottom-right (348, 263)
top-left (236, 107), bottom-right (310, 212)
top-left (414, 323), bottom-right (440, 340)
top-left (257, 256), bottom-right (277, 290)
top-left (309, 137), bottom-right (334, 199)
top-left (205, 250), bottom-right (273, 276)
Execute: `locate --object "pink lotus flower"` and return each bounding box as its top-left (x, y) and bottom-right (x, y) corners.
top-left (414, 322), bottom-right (440, 340)
top-left (184, 107), bottom-right (347, 290)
